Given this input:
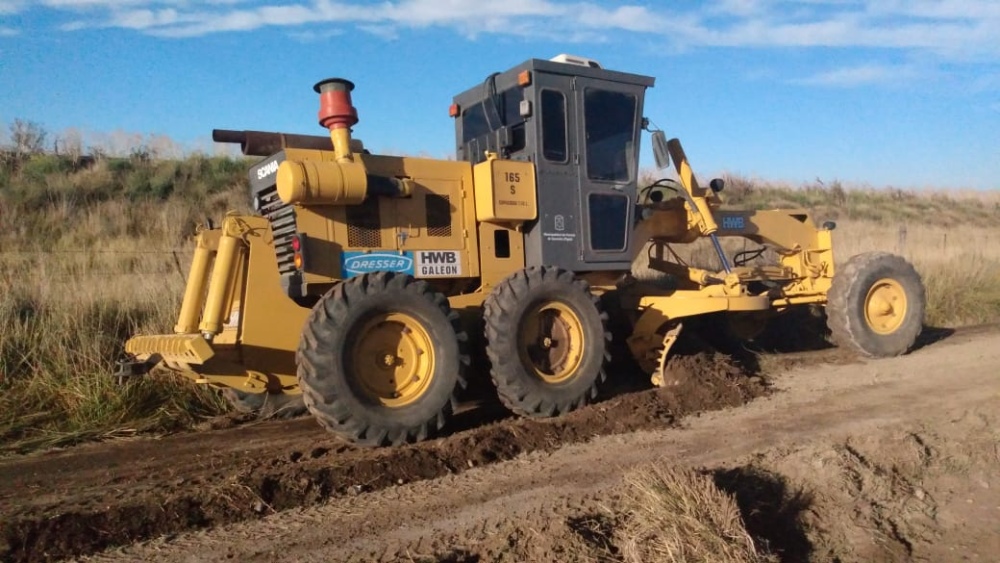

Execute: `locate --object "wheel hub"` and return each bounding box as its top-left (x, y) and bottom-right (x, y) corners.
top-left (351, 312), bottom-right (434, 406)
top-left (864, 278), bottom-right (907, 335)
top-left (519, 301), bottom-right (584, 384)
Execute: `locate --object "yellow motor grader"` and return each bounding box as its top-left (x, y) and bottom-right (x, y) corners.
top-left (118, 55), bottom-right (925, 446)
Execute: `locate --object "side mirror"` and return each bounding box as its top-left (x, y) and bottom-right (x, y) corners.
top-left (651, 130), bottom-right (670, 170)
top-left (709, 178), bottom-right (725, 193)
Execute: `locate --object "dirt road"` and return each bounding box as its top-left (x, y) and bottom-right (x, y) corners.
top-left (3, 325), bottom-right (998, 562)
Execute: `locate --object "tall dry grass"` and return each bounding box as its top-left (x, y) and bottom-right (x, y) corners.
top-left (0, 153), bottom-right (250, 454)
top-left (831, 220), bottom-right (1000, 326)
top-left (617, 464), bottom-right (774, 563)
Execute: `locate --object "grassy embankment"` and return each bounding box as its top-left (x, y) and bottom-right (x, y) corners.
top-left (0, 152), bottom-right (249, 453)
top-left (1, 153), bottom-right (998, 454)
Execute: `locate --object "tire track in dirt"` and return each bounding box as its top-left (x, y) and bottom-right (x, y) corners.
top-left (1, 351), bottom-right (765, 562)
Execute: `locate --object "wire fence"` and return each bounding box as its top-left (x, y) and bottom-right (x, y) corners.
top-left (0, 248), bottom-right (195, 282)
top-left (0, 249), bottom-right (187, 255)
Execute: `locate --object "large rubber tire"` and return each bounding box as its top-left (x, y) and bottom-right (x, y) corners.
top-left (483, 266), bottom-right (609, 418)
top-left (297, 272), bottom-right (467, 446)
top-left (220, 388), bottom-right (307, 419)
top-left (827, 251), bottom-right (925, 357)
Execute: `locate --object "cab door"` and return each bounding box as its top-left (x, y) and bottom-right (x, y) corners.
top-left (574, 80), bottom-right (643, 264)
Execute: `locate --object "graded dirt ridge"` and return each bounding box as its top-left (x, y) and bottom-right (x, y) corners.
top-left (72, 323), bottom-right (998, 563)
top-left (0, 346), bottom-right (767, 562)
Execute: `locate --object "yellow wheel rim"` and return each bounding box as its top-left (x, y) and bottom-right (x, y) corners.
top-left (864, 278), bottom-right (907, 335)
top-left (350, 312), bottom-right (434, 407)
top-left (518, 301), bottom-right (585, 384)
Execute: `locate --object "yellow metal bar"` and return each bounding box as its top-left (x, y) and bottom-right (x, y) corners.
top-left (125, 334), bottom-right (215, 365)
top-left (770, 294), bottom-right (828, 308)
top-left (174, 241), bottom-right (213, 334)
top-left (199, 230), bottom-right (242, 336)
top-left (667, 138), bottom-right (721, 235)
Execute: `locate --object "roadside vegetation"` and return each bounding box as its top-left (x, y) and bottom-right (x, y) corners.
top-left (616, 464), bottom-right (775, 563)
top-left (0, 121), bottom-right (249, 454)
top-left (1, 120), bottom-right (998, 454)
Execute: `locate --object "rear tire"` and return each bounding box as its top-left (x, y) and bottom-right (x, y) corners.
top-left (297, 272), bottom-right (467, 446)
top-left (484, 266), bottom-right (609, 417)
top-left (827, 252), bottom-right (925, 357)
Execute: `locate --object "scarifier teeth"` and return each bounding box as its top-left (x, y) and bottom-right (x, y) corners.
top-left (652, 345), bottom-right (671, 387)
top-left (650, 322), bottom-right (684, 388)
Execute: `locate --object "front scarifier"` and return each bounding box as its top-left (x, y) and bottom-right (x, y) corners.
top-left (119, 55), bottom-right (926, 447)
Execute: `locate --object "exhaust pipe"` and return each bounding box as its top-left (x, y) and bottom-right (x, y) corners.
top-left (315, 78), bottom-right (358, 164)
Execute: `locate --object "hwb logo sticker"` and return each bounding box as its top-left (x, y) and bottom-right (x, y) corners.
top-left (415, 251), bottom-right (462, 278)
top-left (721, 215), bottom-right (746, 230)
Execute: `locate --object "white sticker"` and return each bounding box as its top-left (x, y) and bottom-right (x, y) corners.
top-left (415, 250), bottom-right (462, 278)
top-left (225, 305), bottom-right (241, 328)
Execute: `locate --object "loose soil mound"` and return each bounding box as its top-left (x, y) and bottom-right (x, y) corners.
top-left (1, 351), bottom-right (766, 562)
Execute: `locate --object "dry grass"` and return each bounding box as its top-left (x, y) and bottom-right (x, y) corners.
top-left (718, 173), bottom-right (1000, 228)
top-left (831, 220), bottom-right (1000, 326)
top-left (616, 464), bottom-right (774, 563)
top-left (0, 154), bottom-right (248, 454)
top-left (0, 273), bottom-right (231, 454)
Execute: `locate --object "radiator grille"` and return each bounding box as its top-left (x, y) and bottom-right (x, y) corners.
top-left (347, 198), bottom-right (382, 248)
top-left (426, 194), bottom-right (452, 237)
top-left (254, 185), bottom-right (298, 275)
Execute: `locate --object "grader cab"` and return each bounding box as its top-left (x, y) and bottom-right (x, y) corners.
top-left (120, 55), bottom-right (925, 446)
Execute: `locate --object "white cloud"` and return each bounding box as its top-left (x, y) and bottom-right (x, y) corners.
top-left (678, 1), bottom-right (1000, 57)
top-left (0, 0), bottom-right (25, 14)
top-left (6, 0), bottom-right (1000, 78)
top-left (11, 0), bottom-right (684, 39)
top-left (288, 26), bottom-right (344, 42)
top-left (356, 24), bottom-right (398, 41)
top-left (795, 63), bottom-right (920, 87)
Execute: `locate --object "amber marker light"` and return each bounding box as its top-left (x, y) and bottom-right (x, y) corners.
top-left (449, 103), bottom-right (460, 117)
top-left (517, 70), bottom-right (532, 86)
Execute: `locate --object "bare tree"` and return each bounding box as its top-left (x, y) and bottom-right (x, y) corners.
top-left (56, 127), bottom-right (85, 161)
top-left (9, 119), bottom-right (47, 157)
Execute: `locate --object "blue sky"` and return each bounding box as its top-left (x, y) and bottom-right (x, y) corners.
top-left (1, 0), bottom-right (998, 190)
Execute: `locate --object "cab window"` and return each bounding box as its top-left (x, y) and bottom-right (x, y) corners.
top-left (584, 89), bottom-right (637, 182)
top-left (541, 89), bottom-right (567, 162)
top-left (588, 193), bottom-right (629, 251)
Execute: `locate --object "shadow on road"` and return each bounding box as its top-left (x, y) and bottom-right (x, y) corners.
top-left (711, 465), bottom-right (815, 562)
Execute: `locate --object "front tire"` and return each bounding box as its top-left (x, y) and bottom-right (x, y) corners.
top-left (297, 272), bottom-right (467, 446)
top-left (827, 252), bottom-right (925, 357)
top-left (484, 266), bottom-right (609, 418)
